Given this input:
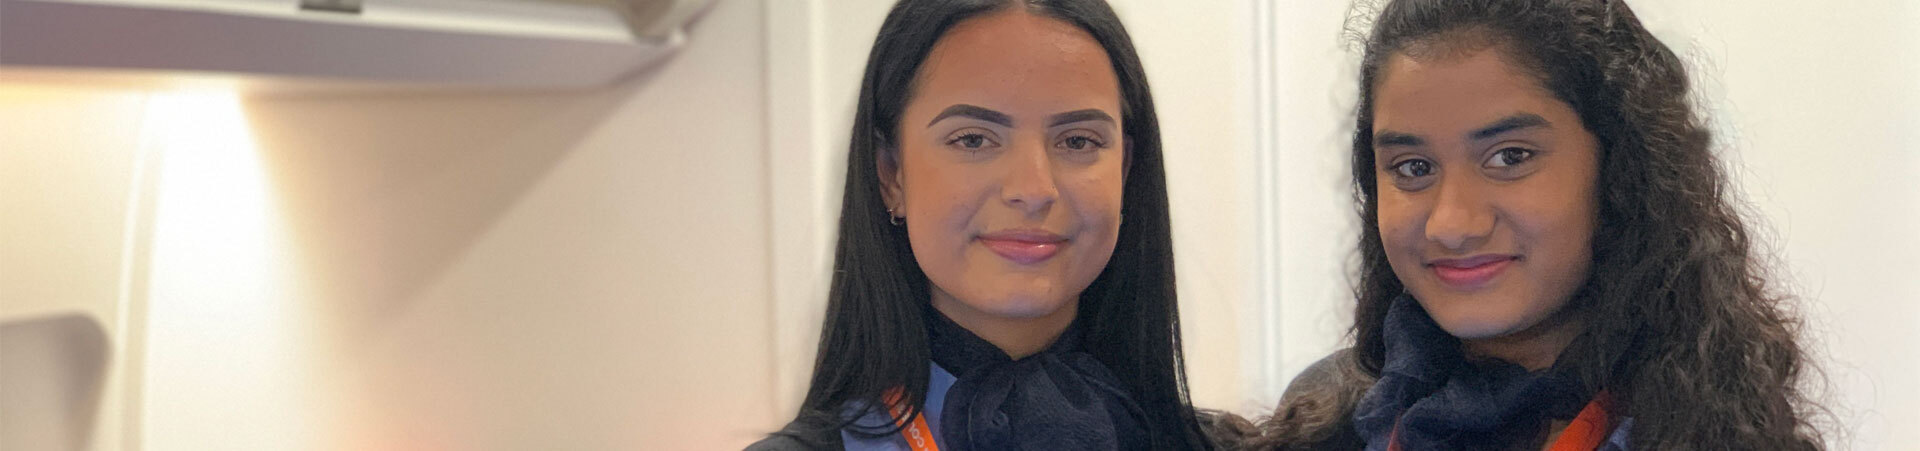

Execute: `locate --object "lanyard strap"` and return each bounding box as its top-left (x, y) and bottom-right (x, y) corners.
top-left (1388, 391), bottom-right (1615, 451)
top-left (1546, 391), bottom-right (1615, 451)
top-left (883, 388), bottom-right (941, 451)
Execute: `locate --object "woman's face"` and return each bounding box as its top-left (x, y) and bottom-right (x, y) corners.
top-left (882, 10), bottom-right (1126, 326)
top-left (1370, 47), bottom-right (1599, 345)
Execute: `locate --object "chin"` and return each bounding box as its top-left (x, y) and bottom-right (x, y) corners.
top-left (969, 293), bottom-right (1070, 319)
top-left (1420, 297), bottom-right (1526, 340)
top-left (1433, 317), bottom-right (1523, 340)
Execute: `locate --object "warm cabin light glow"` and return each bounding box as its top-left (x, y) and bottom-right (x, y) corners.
top-left (138, 90), bottom-right (324, 450)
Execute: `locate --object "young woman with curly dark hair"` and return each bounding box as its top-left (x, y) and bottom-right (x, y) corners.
top-left (1206, 0), bottom-right (1828, 449)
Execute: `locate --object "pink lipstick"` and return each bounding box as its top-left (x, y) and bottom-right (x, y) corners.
top-left (1428, 254), bottom-right (1517, 289)
top-left (978, 229), bottom-right (1066, 265)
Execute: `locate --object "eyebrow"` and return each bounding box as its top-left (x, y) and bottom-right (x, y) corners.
top-left (1372, 112), bottom-right (1552, 148)
top-left (1469, 113), bottom-right (1551, 140)
top-left (1047, 109), bottom-right (1115, 127)
top-left (928, 104), bottom-right (1013, 128)
top-left (925, 105), bottom-right (1116, 129)
top-left (1374, 131), bottom-right (1424, 148)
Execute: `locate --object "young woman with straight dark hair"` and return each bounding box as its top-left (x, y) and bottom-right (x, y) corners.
top-left (749, 1), bottom-right (1211, 450)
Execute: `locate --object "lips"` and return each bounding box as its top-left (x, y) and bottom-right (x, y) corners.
top-left (978, 229), bottom-right (1067, 265)
top-left (1427, 254), bottom-right (1518, 289)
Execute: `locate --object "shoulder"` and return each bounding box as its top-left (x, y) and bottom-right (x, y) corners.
top-left (1279, 348), bottom-right (1368, 405)
top-left (1198, 350), bottom-right (1375, 451)
top-left (743, 436), bottom-right (821, 451)
top-left (1267, 348), bottom-right (1371, 450)
top-left (744, 419), bottom-right (844, 451)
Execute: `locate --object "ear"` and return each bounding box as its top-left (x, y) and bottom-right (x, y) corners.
top-left (876, 143), bottom-right (907, 218)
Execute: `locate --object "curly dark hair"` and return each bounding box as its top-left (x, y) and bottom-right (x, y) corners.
top-left (1211, 0), bottom-right (1830, 449)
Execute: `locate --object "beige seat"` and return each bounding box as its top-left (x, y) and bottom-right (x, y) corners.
top-left (1, 313), bottom-right (109, 451)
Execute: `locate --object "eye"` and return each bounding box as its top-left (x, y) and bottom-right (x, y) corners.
top-left (1484, 147), bottom-right (1535, 168)
top-left (1055, 132), bottom-right (1107, 152)
top-left (1391, 158), bottom-right (1434, 179)
top-left (944, 130), bottom-right (1000, 150)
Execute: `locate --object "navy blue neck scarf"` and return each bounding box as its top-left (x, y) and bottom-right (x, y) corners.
top-left (925, 309), bottom-right (1151, 451)
top-left (1352, 295), bottom-right (1593, 451)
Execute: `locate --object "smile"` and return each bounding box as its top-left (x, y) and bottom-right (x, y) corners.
top-left (1427, 254), bottom-right (1518, 289)
top-left (978, 229), bottom-right (1067, 265)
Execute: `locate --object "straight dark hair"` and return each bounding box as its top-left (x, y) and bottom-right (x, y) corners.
top-left (781, 0), bottom-right (1212, 449)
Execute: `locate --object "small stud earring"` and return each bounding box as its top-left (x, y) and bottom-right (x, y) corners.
top-left (887, 208), bottom-right (903, 226)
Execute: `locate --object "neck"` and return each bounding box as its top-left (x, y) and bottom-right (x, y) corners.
top-left (1462, 307), bottom-right (1584, 371)
top-left (930, 290), bottom-right (1076, 359)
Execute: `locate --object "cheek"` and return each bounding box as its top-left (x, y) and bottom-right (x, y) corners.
top-left (1375, 195), bottom-right (1426, 261)
top-left (900, 154), bottom-right (992, 256)
top-left (1505, 189), bottom-right (1598, 295)
top-left (1530, 136), bottom-right (1603, 287)
top-left (1514, 159), bottom-right (1600, 281)
top-left (1070, 170), bottom-right (1124, 220)
top-left (1521, 204), bottom-right (1595, 283)
top-left (1045, 166), bottom-right (1124, 286)
top-left (1062, 170), bottom-right (1124, 246)
top-left (1375, 200), bottom-right (1432, 298)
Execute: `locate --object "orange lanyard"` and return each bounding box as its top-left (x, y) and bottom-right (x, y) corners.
top-left (1546, 391), bottom-right (1615, 451)
top-left (1388, 391), bottom-right (1614, 451)
top-left (883, 388), bottom-right (941, 451)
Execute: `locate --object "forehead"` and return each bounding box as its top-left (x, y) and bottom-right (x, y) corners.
top-left (910, 10), bottom-right (1121, 117)
top-left (1372, 48), bottom-right (1565, 135)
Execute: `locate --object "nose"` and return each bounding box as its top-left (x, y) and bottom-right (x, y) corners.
top-left (1425, 174), bottom-right (1494, 251)
top-left (1001, 140), bottom-right (1058, 216)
